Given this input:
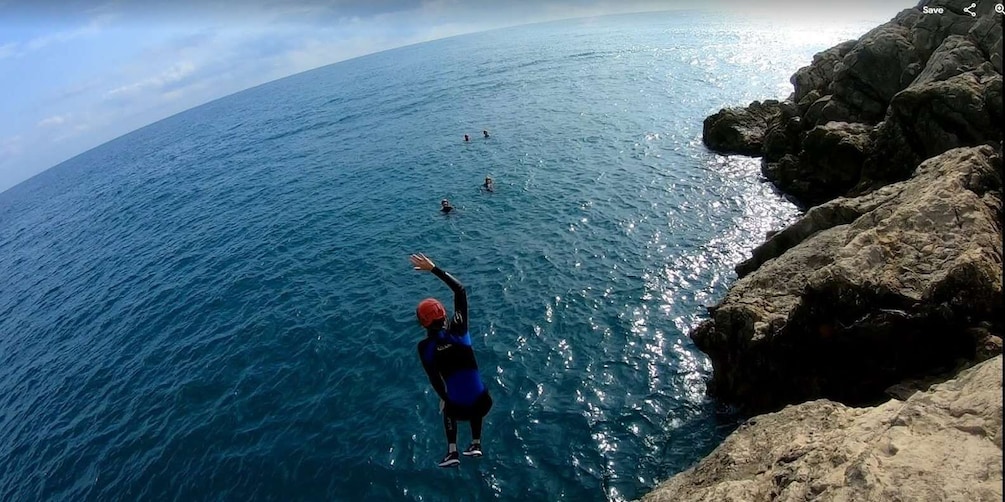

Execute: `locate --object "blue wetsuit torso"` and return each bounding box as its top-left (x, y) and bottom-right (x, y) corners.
top-left (416, 267), bottom-right (487, 409)
top-left (419, 330), bottom-right (485, 406)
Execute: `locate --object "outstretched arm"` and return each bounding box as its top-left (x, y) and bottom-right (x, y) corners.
top-left (410, 253), bottom-right (468, 332)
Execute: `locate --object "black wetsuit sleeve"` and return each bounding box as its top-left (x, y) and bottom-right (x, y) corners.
top-left (431, 266), bottom-right (468, 333)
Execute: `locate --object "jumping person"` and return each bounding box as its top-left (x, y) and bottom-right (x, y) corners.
top-left (411, 253), bottom-right (493, 467)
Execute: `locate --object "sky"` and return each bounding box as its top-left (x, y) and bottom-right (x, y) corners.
top-left (0, 0), bottom-right (914, 193)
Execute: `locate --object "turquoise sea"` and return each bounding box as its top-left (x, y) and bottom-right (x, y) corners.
top-left (0, 11), bottom-right (878, 501)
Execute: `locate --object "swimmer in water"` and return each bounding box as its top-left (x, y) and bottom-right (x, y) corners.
top-left (482, 130), bottom-right (489, 138)
top-left (440, 199), bottom-right (454, 213)
top-left (482, 176), bottom-right (494, 192)
top-left (464, 134), bottom-right (470, 142)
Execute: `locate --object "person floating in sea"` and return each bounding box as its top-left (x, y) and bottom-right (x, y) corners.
top-left (440, 199), bottom-right (454, 214)
top-left (482, 176), bottom-right (494, 192)
top-left (482, 130), bottom-right (490, 138)
top-left (411, 253), bottom-right (493, 468)
top-left (464, 134), bottom-right (470, 142)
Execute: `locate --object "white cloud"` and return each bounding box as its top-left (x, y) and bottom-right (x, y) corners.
top-left (37, 114), bottom-right (71, 128)
top-left (255, 2), bottom-right (337, 24)
top-left (419, 0), bottom-right (463, 13)
top-left (0, 135), bottom-right (23, 158)
top-left (24, 17), bottom-right (111, 53)
top-left (84, 0), bottom-right (125, 18)
top-left (0, 42), bottom-right (16, 59)
top-left (0, 14), bottom-right (118, 61)
top-left (104, 61), bottom-right (197, 99)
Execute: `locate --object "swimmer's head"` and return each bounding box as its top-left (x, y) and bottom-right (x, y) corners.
top-left (417, 298), bottom-right (447, 328)
top-left (441, 199), bottom-right (450, 206)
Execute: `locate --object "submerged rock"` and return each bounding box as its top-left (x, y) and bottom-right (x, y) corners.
top-left (642, 355), bottom-right (1003, 502)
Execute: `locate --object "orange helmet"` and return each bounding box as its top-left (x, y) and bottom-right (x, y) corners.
top-left (416, 298), bottom-right (446, 328)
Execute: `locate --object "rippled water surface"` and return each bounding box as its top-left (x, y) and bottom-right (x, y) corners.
top-left (0, 12), bottom-right (876, 501)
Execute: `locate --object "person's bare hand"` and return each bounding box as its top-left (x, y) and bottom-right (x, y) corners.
top-left (410, 253), bottom-right (436, 271)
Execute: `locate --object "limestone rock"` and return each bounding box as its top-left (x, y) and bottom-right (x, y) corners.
top-left (912, 0), bottom-right (980, 62)
top-left (675, 3), bottom-right (1003, 499)
top-left (912, 35), bottom-right (988, 86)
top-left (969, 14), bottom-right (1003, 74)
top-left (791, 40), bottom-right (857, 104)
top-left (794, 88), bottom-right (821, 117)
top-left (642, 356), bottom-right (1004, 502)
top-left (830, 24), bottom-right (922, 124)
top-left (892, 7), bottom-right (923, 31)
top-left (802, 94), bottom-right (859, 128)
top-left (701, 0), bottom-right (1001, 209)
top-left (702, 100), bottom-right (786, 156)
top-left (735, 182), bottom-right (901, 278)
top-left (761, 103), bottom-right (802, 162)
top-left (762, 122), bottom-right (872, 207)
top-left (693, 146), bottom-right (1003, 413)
top-left (863, 67), bottom-right (1002, 185)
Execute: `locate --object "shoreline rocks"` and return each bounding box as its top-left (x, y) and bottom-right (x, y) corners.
top-left (697, 0), bottom-right (1003, 414)
top-left (861, 65), bottom-right (1002, 187)
top-left (645, 1), bottom-right (1003, 499)
top-left (702, 0), bottom-right (1003, 208)
top-left (699, 146), bottom-right (1002, 412)
top-left (702, 100), bottom-right (788, 156)
top-left (763, 121), bottom-right (873, 207)
top-left (642, 356), bottom-right (1003, 502)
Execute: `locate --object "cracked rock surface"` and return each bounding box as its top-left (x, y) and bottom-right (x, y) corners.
top-left (641, 356), bottom-right (1003, 502)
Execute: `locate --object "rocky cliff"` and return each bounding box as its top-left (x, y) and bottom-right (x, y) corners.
top-left (697, 0), bottom-right (1002, 414)
top-left (696, 146), bottom-right (1001, 412)
top-left (643, 356), bottom-right (1003, 502)
top-left (703, 1), bottom-right (1002, 209)
top-left (646, 1), bottom-right (1003, 500)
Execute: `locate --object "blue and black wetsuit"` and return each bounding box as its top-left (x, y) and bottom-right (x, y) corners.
top-left (417, 267), bottom-right (492, 444)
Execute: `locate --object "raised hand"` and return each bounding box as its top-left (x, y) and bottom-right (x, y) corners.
top-left (410, 253), bottom-right (436, 271)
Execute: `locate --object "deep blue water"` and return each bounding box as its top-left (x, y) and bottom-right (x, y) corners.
top-left (0, 12), bottom-right (877, 501)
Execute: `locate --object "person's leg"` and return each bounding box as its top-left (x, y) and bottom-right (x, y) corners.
top-left (470, 416), bottom-right (483, 442)
top-left (462, 418), bottom-right (484, 456)
top-left (463, 392), bottom-right (492, 457)
top-left (438, 412), bottom-right (460, 467)
top-left (444, 412), bottom-right (458, 448)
